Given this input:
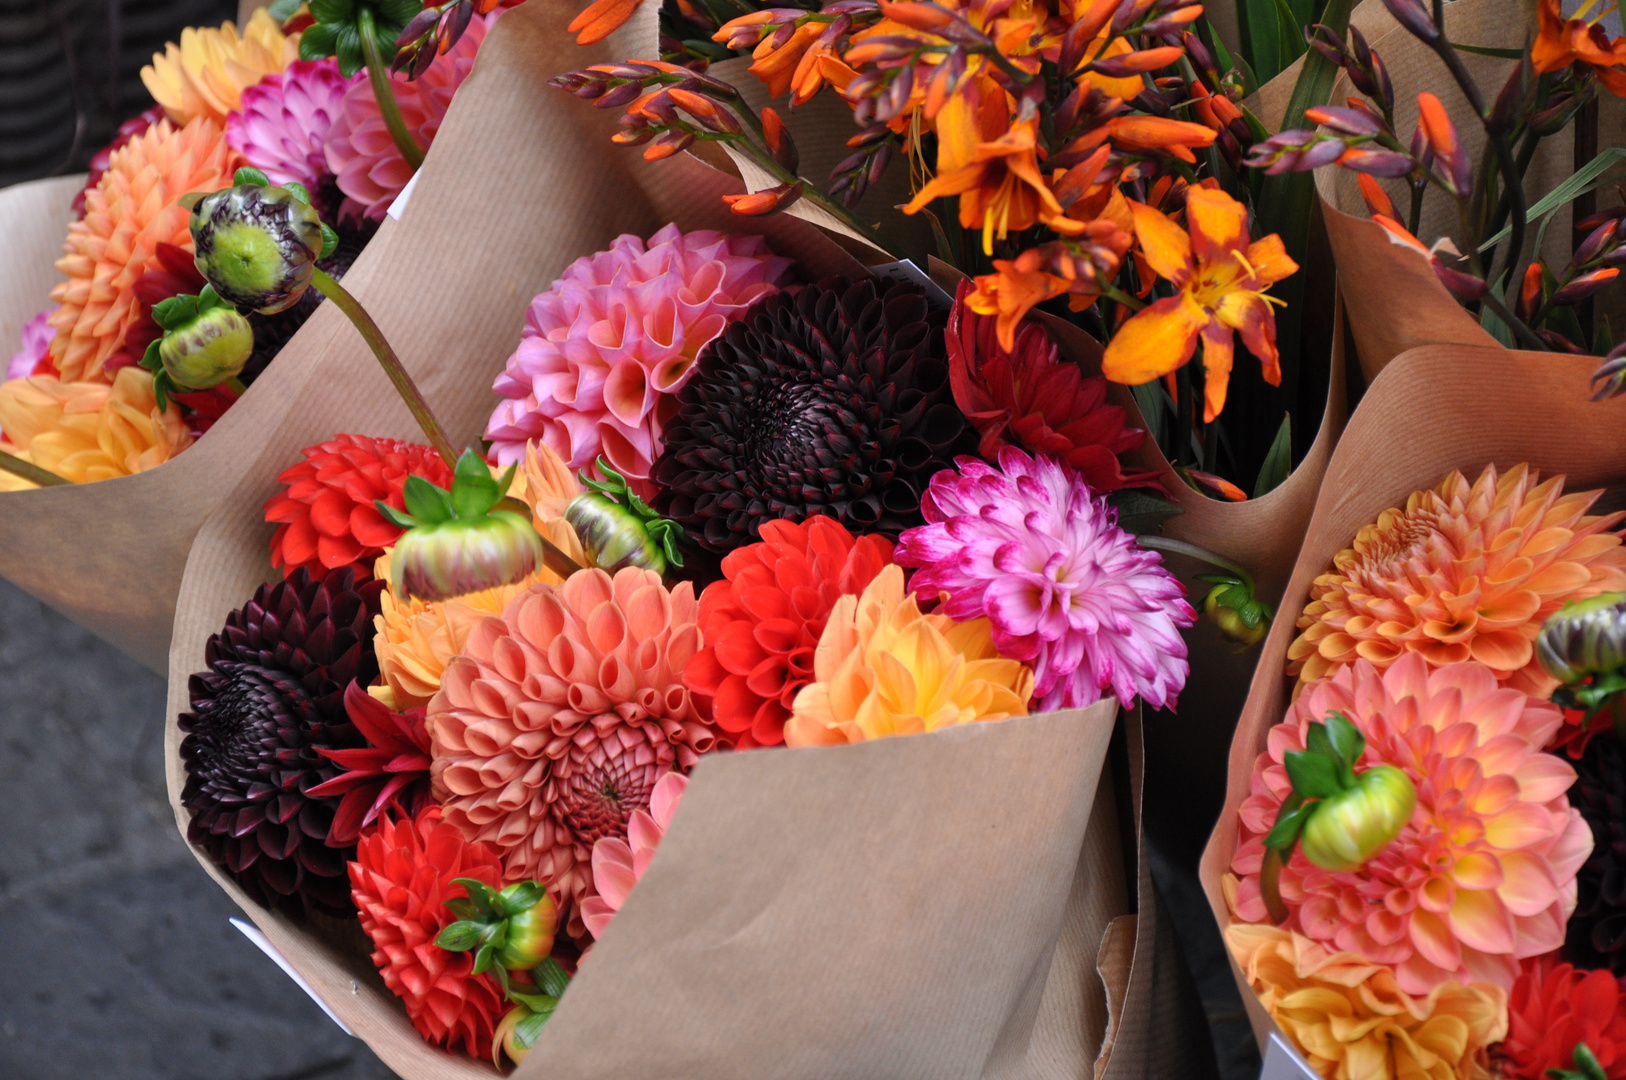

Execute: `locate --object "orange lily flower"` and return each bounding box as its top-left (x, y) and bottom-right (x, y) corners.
top-left (967, 218), bottom-right (1132, 348)
top-left (967, 259), bottom-right (1070, 349)
top-left (1101, 188), bottom-right (1297, 423)
top-left (1533, 0), bottom-right (1626, 96)
top-left (567, 0), bottom-right (644, 45)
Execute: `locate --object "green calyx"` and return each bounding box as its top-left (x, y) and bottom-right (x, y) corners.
top-left (496, 957), bottom-right (572, 1059)
top-left (140, 286), bottom-right (252, 407)
top-left (1538, 592), bottom-right (1626, 720)
top-left (301, 0), bottom-right (424, 77)
top-left (1547, 1042), bottom-right (1607, 1080)
top-left (1198, 573), bottom-right (1272, 650)
top-left (378, 448), bottom-right (516, 531)
top-left (435, 878), bottom-right (557, 976)
top-left (185, 172), bottom-right (335, 314)
top-left (566, 457), bottom-right (687, 576)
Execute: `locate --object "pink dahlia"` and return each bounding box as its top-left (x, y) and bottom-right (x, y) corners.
top-left (323, 14), bottom-right (489, 220)
top-left (580, 771), bottom-right (687, 940)
top-left (896, 448), bottom-right (1195, 711)
top-left (428, 567), bottom-right (716, 938)
top-left (227, 58), bottom-right (357, 197)
top-left (1230, 655), bottom-right (1593, 996)
top-left (485, 224), bottom-right (792, 495)
top-left (8, 307), bottom-right (56, 380)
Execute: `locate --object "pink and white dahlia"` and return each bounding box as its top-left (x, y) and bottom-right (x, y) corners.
top-left (896, 448), bottom-right (1195, 711)
top-left (580, 771), bottom-right (687, 940)
top-left (8, 307), bottom-right (56, 380)
top-left (226, 58), bottom-right (356, 195)
top-left (1230, 655), bottom-right (1592, 996)
top-left (484, 224), bottom-right (792, 494)
top-left (323, 14), bottom-right (490, 220)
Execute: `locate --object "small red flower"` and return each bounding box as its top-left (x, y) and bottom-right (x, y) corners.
top-left (684, 516), bottom-right (893, 748)
top-left (1498, 955), bottom-right (1626, 1080)
top-left (309, 683), bottom-right (433, 846)
top-left (349, 806), bottom-right (506, 1060)
top-left (264, 434), bottom-right (454, 578)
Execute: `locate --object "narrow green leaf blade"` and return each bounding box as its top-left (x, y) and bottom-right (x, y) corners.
top-left (1479, 148), bottom-right (1626, 253)
top-left (1252, 413), bottom-right (1293, 498)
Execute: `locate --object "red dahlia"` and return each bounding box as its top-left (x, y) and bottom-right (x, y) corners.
top-left (308, 683), bottom-right (433, 847)
top-left (1498, 954), bottom-right (1626, 1079)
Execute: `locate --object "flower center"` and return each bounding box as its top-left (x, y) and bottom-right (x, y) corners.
top-left (554, 726), bottom-right (673, 845)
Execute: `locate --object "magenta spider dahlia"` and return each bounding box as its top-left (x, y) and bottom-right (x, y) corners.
top-left (226, 58), bottom-right (357, 205)
top-left (896, 448), bottom-right (1195, 711)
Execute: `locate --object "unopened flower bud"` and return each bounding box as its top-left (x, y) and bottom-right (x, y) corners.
top-left (188, 181), bottom-right (322, 314)
top-left (1537, 592), bottom-right (1626, 686)
top-left (1574, 220), bottom-right (1620, 268)
top-left (566, 458), bottom-right (685, 576)
top-left (1550, 267), bottom-right (1620, 306)
top-left (1299, 764), bottom-right (1416, 872)
top-left (1381, 0), bottom-right (1439, 42)
top-left (158, 305), bottom-right (252, 389)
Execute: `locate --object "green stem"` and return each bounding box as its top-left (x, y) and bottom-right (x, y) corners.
top-left (1481, 283), bottom-right (1548, 350)
top-left (0, 449), bottom-right (71, 487)
top-left (1102, 282), bottom-right (1146, 313)
top-left (310, 268), bottom-right (458, 467)
top-left (225, 376), bottom-right (249, 396)
top-left (1136, 535), bottom-right (1257, 592)
top-left (359, 8), bottom-right (425, 171)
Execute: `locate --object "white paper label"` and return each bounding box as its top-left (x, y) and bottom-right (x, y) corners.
top-left (386, 171), bottom-right (421, 222)
top-left (230, 917), bottom-right (355, 1036)
top-left (870, 259), bottom-right (953, 310)
top-left (1260, 1031), bottom-right (1320, 1080)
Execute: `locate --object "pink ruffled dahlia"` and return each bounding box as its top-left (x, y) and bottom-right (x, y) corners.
top-left (896, 448), bottom-right (1195, 711)
top-left (226, 58), bottom-right (356, 197)
top-left (8, 307), bottom-right (56, 380)
top-left (580, 771), bottom-right (687, 940)
top-left (323, 14), bottom-right (489, 220)
top-left (428, 567), bottom-right (716, 938)
top-left (485, 224), bottom-right (792, 495)
top-left (1230, 655), bottom-right (1592, 996)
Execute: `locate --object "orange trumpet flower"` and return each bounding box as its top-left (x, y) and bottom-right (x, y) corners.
top-left (1533, 0), bottom-right (1626, 96)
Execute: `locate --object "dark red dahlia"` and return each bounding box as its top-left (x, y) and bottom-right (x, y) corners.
top-left (651, 276), bottom-right (973, 552)
top-left (308, 683), bottom-right (433, 846)
top-left (179, 567), bottom-right (386, 918)
top-left (1566, 732), bottom-right (1626, 974)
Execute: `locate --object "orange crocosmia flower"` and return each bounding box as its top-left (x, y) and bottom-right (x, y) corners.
top-left (1533, 0), bottom-right (1626, 96)
top-left (1068, 115), bottom-right (1217, 164)
top-left (749, 20), bottom-right (826, 99)
top-left (967, 261), bottom-right (1070, 350)
top-left (567, 0), bottom-right (644, 44)
top-left (1101, 187), bottom-right (1297, 423)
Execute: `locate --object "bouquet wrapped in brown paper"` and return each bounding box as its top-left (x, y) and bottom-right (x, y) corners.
top-left (1200, 343), bottom-right (1626, 1078)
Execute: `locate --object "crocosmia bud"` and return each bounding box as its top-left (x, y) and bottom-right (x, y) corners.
top-left (158, 305), bottom-right (252, 389)
top-left (378, 449), bottom-right (545, 602)
top-left (1298, 764), bottom-right (1416, 872)
top-left (187, 170), bottom-right (323, 314)
top-left (1538, 592), bottom-right (1626, 685)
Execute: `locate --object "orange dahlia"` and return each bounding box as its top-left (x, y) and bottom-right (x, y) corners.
top-left (48, 117), bottom-right (243, 384)
top-left (0, 368), bottom-right (192, 482)
top-left (683, 516), bottom-right (895, 749)
top-left (1287, 464), bottom-right (1626, 698)
top-left (349, 805), bottom-right (506, 1059)
top-left (140, 9), bottom-right (300, 127)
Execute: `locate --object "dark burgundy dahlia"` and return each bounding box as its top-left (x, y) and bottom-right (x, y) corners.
top-left (652, 276), bottom-right (972, 553)
top-left (1566, 731), bottom-right (1626, 974)
top-left (179, 567), bottom-right (386, 918)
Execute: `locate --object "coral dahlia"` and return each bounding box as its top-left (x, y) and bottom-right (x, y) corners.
top-left (1287, 464), bottom-right (1626, 698)
top-left (308, 683), bottom-right (434, 847)
top-left (485, 225), bottom-right (791, 493)
top-left (49, 116), bottom-right (243, 384)
top-left (683, 516), bottom-right (895, 749)
top-left (140, 9), bottom-right (300, 126)
top-left (180, 567), bottom-right (386, 917)
top-left (264, 434), bottom-right (455, 579)
top-left (784, 564), bottom-right (1034, 746)
top-left (1497, 955), bottom-right (1626, 1080)
top-left (653, 276), bottom-right (975, 552)
top-left (349, 805), bottom-right (506, 1059)
top-left (226, 58), bottom-right (357, 196)
top-left (429, 567), bottom-right (715, 937)
top-left (1230, 655), bottom-right (1592, 995)
top-left (0, 368), bottom-right (192, 483)
top-left (73, 108), bottom-right (164, 217)
top-left (897, 448), bottom-right (1195, 712)
top-left (581, 772), bottom-right (687, 940)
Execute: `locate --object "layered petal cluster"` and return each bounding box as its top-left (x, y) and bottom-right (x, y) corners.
top-left (7, 307), bottom-right (56, 380)
top-left (428, 568), bottom-right (715, 936)
top-left (140, 9), bottom-right (300, 126)
top-left (0, 368), bottom-right (192, 483)
top-left (486, 225), bottom-right (792, 492)
top-left (684, 516), bottom-right (895, 748)
top-left (504, 439), bottom-right (589, 567)
top-left (1224, 918), bottom-right (1506, 1080)
top-left (349, 806), bottom-right (506, 1059)
top-left (581, 771), bottom-right (687, 939)
top-left (74, 108), bottom-right (164, 217)
top-left (309, 683), bottom-right (434, 847)
top-left (48, 117), bottom-right (243, 383)
top-left (323, 15), bottom-right (490, 221)
top-left (784, 564), bottom-right (1033, 746)
top-left (1497, 955), bottom-right (1626, 1079)
top-left (1230, 656), bottom-right (1592, 995)
top-left (897, 448), bottom-right (1194, 712)
top-left (1287, 464), bottom-right (1626, 697)
top-left (946, 280), bottom-right (1156, 495)
top-left (264, 434), bottom-right (455, 579)
top-left (226, 58), bottom-right (356, 193)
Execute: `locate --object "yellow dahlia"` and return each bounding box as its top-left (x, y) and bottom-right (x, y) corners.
top-left (140, 10), bottom-right (300, 127)
top-left (0, 368), bottom-right (192, 483)
top-left (1224, 913), bottom-right (1507, 1080)
top-left (49, 117), bottom-right (242, 384)
top-left (784, 564), bottom-right (1034, 747)
top-left (1288, 464), bottom-right (1626, 697)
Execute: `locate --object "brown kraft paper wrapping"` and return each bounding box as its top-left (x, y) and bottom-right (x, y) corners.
top-left (1197, 343), bottom-right (1626, 1053)
top-left (164, 1), bottom-right (1208, 1076)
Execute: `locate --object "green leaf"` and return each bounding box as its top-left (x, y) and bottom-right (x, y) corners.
top-left (335, 22), bottom-right (365, 77)
top-left (375, 500), bottom-right (417, 529)
top-left (535, 956), bottom-right (571, 998)
top-left (377, 0), bottom-right (426, 28)
top-left (1284, 749), bottom-right (1343, 799)
top-left (435, 921), bottom-right (485, 952)
top-left (140, 339), bottom-right (163, 373)
top-left (450, 450), bottom-right (501, 520)
top-left (403, 474), bottom-right (454, 525)
top-left (1596, 317), bottom-right (1615, 357)
top-left (310, 0), bottom-right (354, 24)
top-left (153, 369), bottom-right (175, 411)
top-left (1109, 490), bottom-right (1185, 534)
top-left (1271, 0), bottom-right (1306, 69)
top-left (320, 222), bottom-right (339, 261)
top-left (1304, 719), bottom-right (1335, 762)
top-left (1447, 41), bottom-right (1527, 59)
top-left (152, 294), bottom-right (200, 330)
top-left (299, 21), bottom-right (339, 59)
top-left (1209, 583), bottom-right (1249, 610)
top-left (197, 285), bottom-right (225, 311)
top-left (1238, 103), bottom-right (1272, 145)
top-left (453, 877), bottom-right (502, 915)
top-left (1240, 0), bottom-right (1281, 82)
top-left (472, 941), bottom-right (494, 976)
top-left (1208, 23), bottom-right (1236, 75)
top-left (1481, 282), bottom-right (1516, 346)
top-left (443, 897), bottom-right (480, 920)
top-left (494, 462), bottom-right (517, 499)
top-left (1264, 800), bottom-right (1312, 850)
top-left (234, 166), bottom-right (271, 188)
top-left (1252, 413), bottom-right (1293, 498)
top-left (500, 880), bottom-right (546, 915)
top-left (513, 1006), bottom-right (553, 1049)
top-left (1479, 148), bottom-right (1626, 253)
top-left (268, 0), bottom-right (304, 21)
top-left (282, 181), bottom-right (312, 207)
top-left (1324, 712), bottom-right (1366, 776)
top-left (1237, 601), bottom-right (1266, 629)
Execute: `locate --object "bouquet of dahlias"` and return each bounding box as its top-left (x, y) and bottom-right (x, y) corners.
top-left (1201, 343), bottom-right (1626, 1080)
top-left (0, 1), bottom-right (499, 667)
top-left (161, 3), bottom-right (1217, 1075)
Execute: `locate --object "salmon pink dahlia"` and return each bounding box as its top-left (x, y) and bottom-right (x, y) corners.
top-left (897, 448), bottom-right (1194, 711)
top-left (581, 772), bottom-right (687, 939)
top-left (1230, 655), bottom-right (1592, 995)
top-left (428, 567), bottom-right (715, 938)
top-left (485, 225), bottom-right (792, 495)
top-left (1288, 464), bottom-right (1626, 698)
top-left (349, 806), bottom-right (506, 1059)
top-left (1497, 955), bottom-right (1626, 1079)
top-left (684, 516), bottom-right (894, 748)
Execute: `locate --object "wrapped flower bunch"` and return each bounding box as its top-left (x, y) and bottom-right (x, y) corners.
top-left (1222, 462), bottom-right (1626, 1080)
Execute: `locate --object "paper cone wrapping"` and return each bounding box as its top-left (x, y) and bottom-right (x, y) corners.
top-left (1315, 0), bottom-right (1626, 380)
top-left (1197, 343), bottom-right (1626, 1056)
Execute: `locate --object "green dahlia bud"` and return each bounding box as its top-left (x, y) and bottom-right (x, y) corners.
top-left (187, 180), bottom-right (322, 314)
top-left (1298, 764), bottom-right (1416, 872)
top-left (565, 457), bottom-right (685, 577)
top-left (157, 305), bottom-right (252, 389)
top-left (1202, 577), bottom-right (1269, 648)
top-left (1537, 592), bottom-right (1626, 686)
top-left (436, 878), bottom-right (557, 974)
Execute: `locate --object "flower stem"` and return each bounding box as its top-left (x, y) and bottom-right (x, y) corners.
top-left (1136, 535), bottom-right (1257, 591)
top-left (0, 449), bottom-right (70, 487)
top-left (358, 7), bottom-right (425, 171)
top-left (1103, 282), bottom-right (1146, 313)
top-left (310, 268), bottom-right (458, 467)
top-left (1481, 284), bottom-right (1547, 350)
